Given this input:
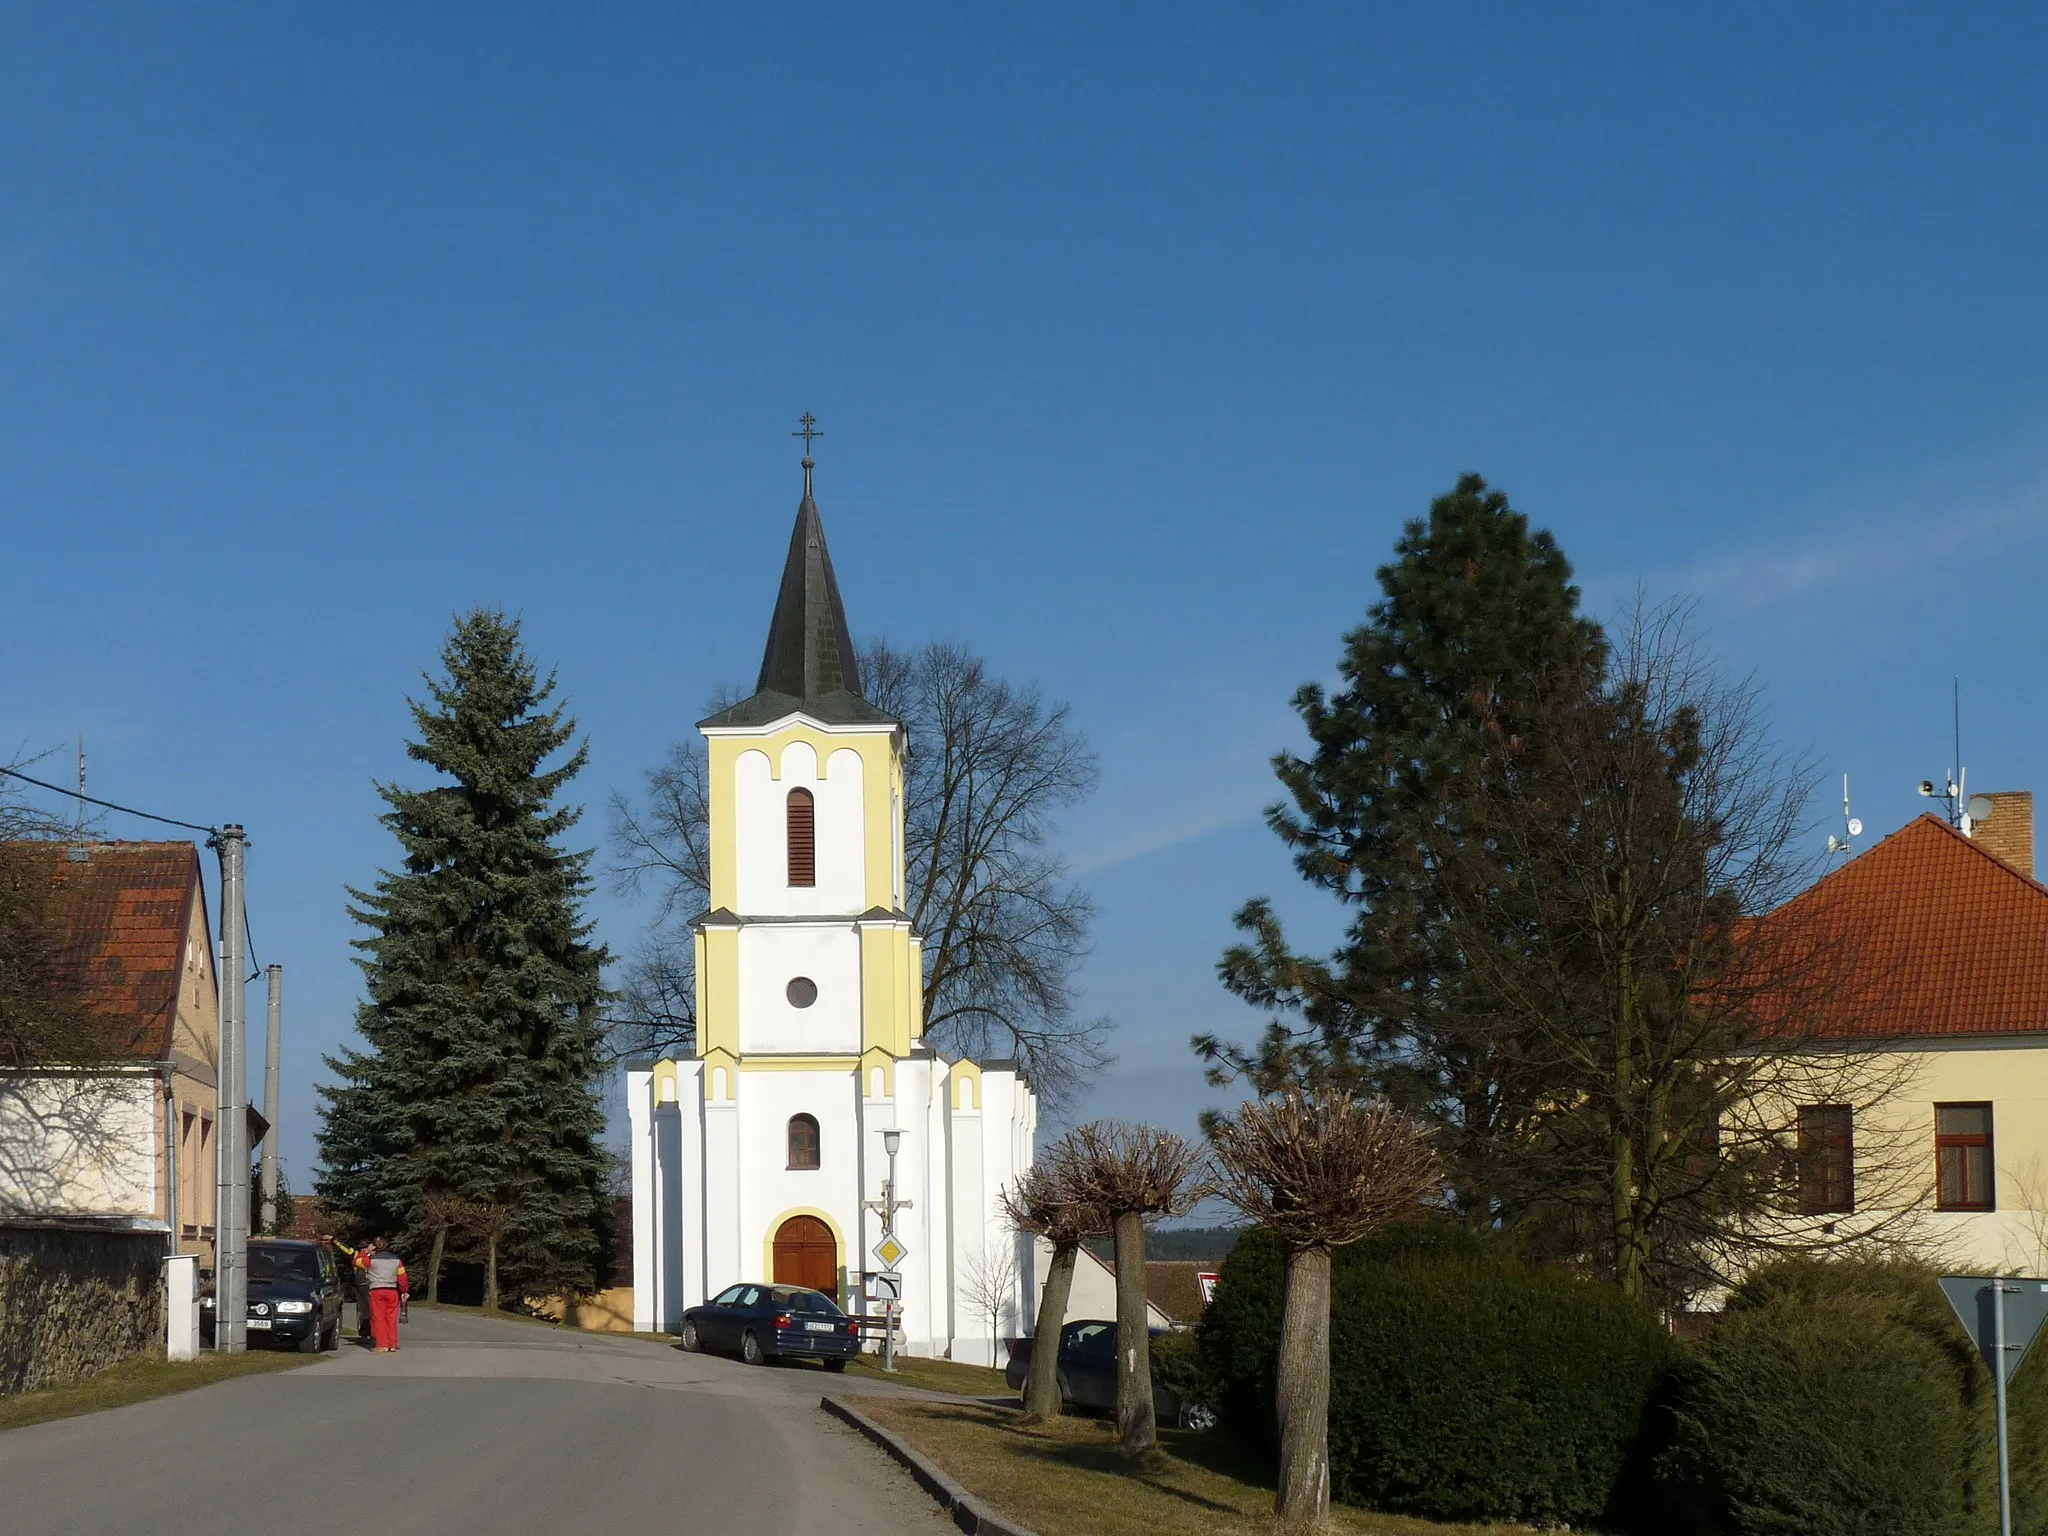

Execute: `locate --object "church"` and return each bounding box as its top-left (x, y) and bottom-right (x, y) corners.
top-left (627, 448), bottom-right (1039, 1363)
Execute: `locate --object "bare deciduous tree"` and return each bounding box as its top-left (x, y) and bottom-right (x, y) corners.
top-left (959, 1241), bottom-right (1018, 1369)
top-left (1064, 1121), bottom-right (1211, 1454)
top-left (610, 640), bottom-right (1111, 1106)
top-left (999, 1136), bottom-right (1110, 1422)
top-left (1210, 1089), bottom-right (1439, 1525)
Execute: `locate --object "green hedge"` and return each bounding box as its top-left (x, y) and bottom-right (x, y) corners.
top-left (1199, 1223), bottom-right (1678, 1526)
top-left (1660, 1257), bottom-right (2045, 1536)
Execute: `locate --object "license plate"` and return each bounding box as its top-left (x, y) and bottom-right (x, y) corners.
top-left (246, 1319), bottom-right (272, 1330)
top-left (804, 1321), bottom-right (834, 1333)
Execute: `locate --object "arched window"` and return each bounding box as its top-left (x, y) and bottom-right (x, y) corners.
top-left (787, 1113), bottom-right (821, 1170)
top-left (787, 788), bottom-right (816, 886)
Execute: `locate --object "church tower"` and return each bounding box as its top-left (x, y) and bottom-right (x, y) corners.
top-left (628, 432), bottom-right (1038, 1364)
top-left (692, 459), bottom-right (923, 1112)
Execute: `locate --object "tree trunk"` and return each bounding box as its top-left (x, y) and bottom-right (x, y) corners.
top-left (1275, 1245), bottom-right (1333, 1525)
top-left (1023, 1240), bottom-right (1079, 1422)
top-left (428, 1223), bottom-right (447, 1304)
top-left (1112, 1208), bottom-right (1156, 1455)
top-left (484, 1230), bottom-right (500, 1314)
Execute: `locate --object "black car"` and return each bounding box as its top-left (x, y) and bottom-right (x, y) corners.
top-left (200, 1238), bottom-right (343, 1352)
top-left (1006, 1319), bottom-right (1216, 1430)
top-left (679, 1283), bottom-right (859, 1369)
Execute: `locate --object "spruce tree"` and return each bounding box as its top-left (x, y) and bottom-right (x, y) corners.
top-left (317, 610), bottom-right (611, 1303)
top-left (1201, 474), bottom-right (1605, 1223)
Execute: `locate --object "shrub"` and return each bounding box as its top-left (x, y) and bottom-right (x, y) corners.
top-left (1663, 1296), bottom-right (1973, 1535)
top-left (1661, 1256), bottom-right (2043, 1536)
top-left (1199, 1222), bottom-right (1678, 1526)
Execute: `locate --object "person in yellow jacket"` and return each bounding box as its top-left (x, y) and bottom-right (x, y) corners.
top-left (323, 1234), bottom-right (375, 1342)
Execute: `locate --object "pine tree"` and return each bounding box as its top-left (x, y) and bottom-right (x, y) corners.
top-left (317, 610), bottom-right (612, 1303)
top-left (1200, 474), bottom-right (1606, 1223)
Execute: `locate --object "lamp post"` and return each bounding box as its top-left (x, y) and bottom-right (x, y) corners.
top-left (877, 1128), bottom-right (910, 1372)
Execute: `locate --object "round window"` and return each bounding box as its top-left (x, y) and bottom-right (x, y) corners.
top-left (786, 976), bottom-right (818, 1008)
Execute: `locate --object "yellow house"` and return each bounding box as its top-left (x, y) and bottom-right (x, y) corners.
top-left (1762, 795), bottom-right (2048, 1274)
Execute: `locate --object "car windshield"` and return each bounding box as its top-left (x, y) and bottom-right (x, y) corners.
top-left (248, 1247), bottom-right (321, 1284)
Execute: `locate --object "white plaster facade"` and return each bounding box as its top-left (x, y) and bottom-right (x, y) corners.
top-left (629, 494), bottom-right (1039, 1362)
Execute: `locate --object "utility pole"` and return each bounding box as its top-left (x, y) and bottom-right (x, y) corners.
top-left (260, 964), bottom-right (282, 1234)
top-left (211, 825), bottom-right (249, 1352)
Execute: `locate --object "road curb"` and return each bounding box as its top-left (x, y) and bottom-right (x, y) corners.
top-left (820, 1394), bottom-right (1042, 1536)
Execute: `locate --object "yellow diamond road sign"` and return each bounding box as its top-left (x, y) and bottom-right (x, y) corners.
top-left (873, 1235), bottom-right (908, 1269)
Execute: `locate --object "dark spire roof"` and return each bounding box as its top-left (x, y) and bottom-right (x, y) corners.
top-left (699, 475), bottom-right (894, 730)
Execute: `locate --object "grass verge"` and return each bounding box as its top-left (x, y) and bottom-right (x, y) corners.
top-left (408, 1297), bottom-right (673, 1344)
top-left (852, 1398), bottom-right (1536, 1536)
top-left (844, 1350), bottom-right (1012, 1398)
top-left (0, 1350), bottom-right (314, 1435)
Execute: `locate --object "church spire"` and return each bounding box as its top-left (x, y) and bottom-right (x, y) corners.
top-left (699, 418), bottom-right (893, 729)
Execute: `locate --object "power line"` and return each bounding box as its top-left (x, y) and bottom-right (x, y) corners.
top-left (0, 765), bottom-right (218, 836)
top-left (4, 761), bottom-right (267, 973)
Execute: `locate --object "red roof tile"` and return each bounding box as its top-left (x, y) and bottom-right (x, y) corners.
top-left (1761, 814), bottom-right (2048, 1040)
top-left (5, 841), bottom-right (206, 1059)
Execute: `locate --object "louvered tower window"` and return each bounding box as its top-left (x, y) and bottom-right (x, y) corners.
top-left (787, 788), bottom-right (816, 886)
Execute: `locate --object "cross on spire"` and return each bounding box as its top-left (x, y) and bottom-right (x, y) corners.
top-left (792, 412), bottom-right (824, 496)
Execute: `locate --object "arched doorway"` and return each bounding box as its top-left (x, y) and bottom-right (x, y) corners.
top-left (772, 1215), bottom-right (838, 1299)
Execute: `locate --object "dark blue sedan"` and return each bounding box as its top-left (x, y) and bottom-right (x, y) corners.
top-left (679, 1283), bottom-right (859, 1369)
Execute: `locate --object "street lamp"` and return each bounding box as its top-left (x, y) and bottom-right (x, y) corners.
top-left (869, 1128), bottom-right (909, 1372)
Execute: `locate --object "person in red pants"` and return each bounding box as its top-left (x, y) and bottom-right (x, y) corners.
top-left (363, 1239), bottom-right (410, 1352)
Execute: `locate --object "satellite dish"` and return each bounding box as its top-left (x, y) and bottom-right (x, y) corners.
top-left (1969, 796), bottom-right (1995, 823)
top-left (1847, 818), bottom-right (1863, 837)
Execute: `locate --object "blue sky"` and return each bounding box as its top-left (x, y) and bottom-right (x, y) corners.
top-left (7, 6), bottom-right (2048, 1185)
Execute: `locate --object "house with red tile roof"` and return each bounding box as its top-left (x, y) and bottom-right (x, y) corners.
top-left (0, 842), bottom-right (222, 1254)
top-left (1757, 792), bottom-right (2048, 1274)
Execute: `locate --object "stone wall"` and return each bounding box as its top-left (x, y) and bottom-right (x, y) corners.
top-left (0, 1223), bottom-right (166, 1394)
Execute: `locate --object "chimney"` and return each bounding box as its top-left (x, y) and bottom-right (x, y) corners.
top-left (1971, 790), bottom-right (2034, 878)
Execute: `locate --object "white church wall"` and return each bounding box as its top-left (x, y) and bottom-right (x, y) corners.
top-left (731, 1068), bottom-right (862, 1295)
top-left (704, 1099), bottom-right (741, 1308)
top-left (737, 925), bottom-right (861, 1053)
top-left (627, 1068), bottom-right (655, 1332)
top-left (671, 1059), bottom-right (708, 1315)
top-left (734, 740), bottom-right (866, 915)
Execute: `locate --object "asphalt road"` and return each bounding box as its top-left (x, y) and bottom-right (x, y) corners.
top-left (0, 1305), bottom-right (954, 1536)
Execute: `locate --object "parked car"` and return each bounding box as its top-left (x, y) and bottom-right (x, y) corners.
top-left (678, 1283), bottom-right (860, 1369)
top-left (1006, 1319), bottom-right (1216, 1430)
top-left (199, 1238), bottom-right (343, 1352)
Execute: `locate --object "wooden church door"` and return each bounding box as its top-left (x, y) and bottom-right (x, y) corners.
top-left (772, 1215), bottom-right (838, 1299)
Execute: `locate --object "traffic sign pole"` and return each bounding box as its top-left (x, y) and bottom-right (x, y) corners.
top-left (861, 1129), bottom-right (914, 1373)
top-left (1995, 1283), bottom-right (2010, 1536)
top-left (1941, 1272), bottom-right (2048, 1536)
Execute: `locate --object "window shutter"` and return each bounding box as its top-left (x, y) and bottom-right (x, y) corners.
top-left (787, 788), bottom-right (816, 886)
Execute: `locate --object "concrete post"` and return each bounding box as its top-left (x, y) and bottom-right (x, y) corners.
top-left (212, 825), bottom-right (248, 1352)
top-left (260, 964), bottom-right (281, 1233)
top-left (165, 1254), bottom-right (198, 1361)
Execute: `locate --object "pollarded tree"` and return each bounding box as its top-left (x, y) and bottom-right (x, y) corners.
top-left (998, 1135), bottom-right (1109, 1422)
top-left (1209, 1089), bottom-right (1439, 1525)
top-left (1065, 1121), bottom-right (1210, 1454)
top-left (317, 609), bottom-right (613, 1302)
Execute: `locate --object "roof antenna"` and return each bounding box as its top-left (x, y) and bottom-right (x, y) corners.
top-left (1919, 677), bottom-right (1994, 834)
top-left (76, 734), bottom-right (85, 835)
top-left (1826, 774), bottom-right (1863, 857)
